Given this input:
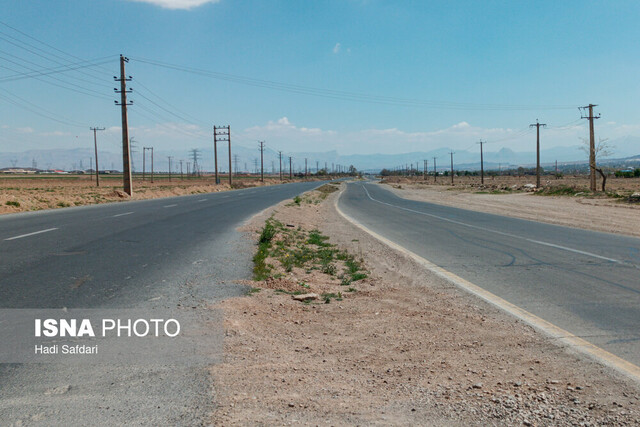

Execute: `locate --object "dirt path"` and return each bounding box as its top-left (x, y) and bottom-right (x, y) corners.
top-left (208, 184), bottom-right (640, 426)
top-left (382, 182), bottom-right (640, 238)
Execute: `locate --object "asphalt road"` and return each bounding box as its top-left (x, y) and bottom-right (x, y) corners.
top-left (338, 181), bottom-right (640, 367)
top-left (0, 180), bottom-right (323, 426)
top-left (0, 181), bottom-right (323, 308)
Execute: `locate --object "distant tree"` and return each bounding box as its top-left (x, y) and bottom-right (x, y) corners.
top-left (580, 137), bottom-right (614, 191)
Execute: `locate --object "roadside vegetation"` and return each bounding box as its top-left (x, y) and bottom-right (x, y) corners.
top-left (251, 204), bottom-right (368, 304)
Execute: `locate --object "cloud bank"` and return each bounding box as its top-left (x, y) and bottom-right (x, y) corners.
top-left (126, 0), bottom-right (220, 10)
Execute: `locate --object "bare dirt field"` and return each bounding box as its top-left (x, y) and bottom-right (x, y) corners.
top-left (381, 175), bottom-right (640, 238)
top-left (208, 184), bottom-right (640, 426)
top-left (0, 174), bottom-right (325, 215)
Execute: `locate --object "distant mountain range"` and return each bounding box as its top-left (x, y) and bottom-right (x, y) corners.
top-left (2, 136), bottom-right (640, 173)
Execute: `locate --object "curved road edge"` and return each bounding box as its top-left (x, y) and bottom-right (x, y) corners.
top-left (335, 185), bottom-right (640, 384)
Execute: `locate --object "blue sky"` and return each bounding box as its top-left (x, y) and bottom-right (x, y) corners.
top-left (1, 0), bottom-right (639, 160)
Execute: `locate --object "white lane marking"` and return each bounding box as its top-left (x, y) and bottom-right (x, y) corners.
top-left (163, 204), bottom-right (178, 208)
top-left (335, 192), bottom-right (640, 383)
top-left (197, 199), bottom-right (207, 202)
top-left (112, 211), bottom-right (134, 217)
top-left (361, 184), bottom-right (623, 265)
top-left (4, 227), bottom-right (58, 241)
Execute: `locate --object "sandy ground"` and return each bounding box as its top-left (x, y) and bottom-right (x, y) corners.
top-left (208, 184), bottom-right (640, 426)
top-left (0, 175), bottom-right (330, 215)
top-left (381, 177), bottom-right (640, 238)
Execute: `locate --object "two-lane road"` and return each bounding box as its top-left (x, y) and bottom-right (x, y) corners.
top-left (0, 181), bottom-right (323, 308)
top-left (339, 181), bottom-right (640, 367)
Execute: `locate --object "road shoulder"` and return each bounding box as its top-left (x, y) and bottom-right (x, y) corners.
top-left (209, 183), bottom-right (640, 425)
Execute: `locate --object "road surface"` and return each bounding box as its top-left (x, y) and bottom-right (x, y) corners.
top-left (0, 180), bottom-right (323, 426)
top-left (338, 181), bottom-right (640, 367)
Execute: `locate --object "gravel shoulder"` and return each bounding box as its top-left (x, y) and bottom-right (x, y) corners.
top-left (382, 181), bottom-right (640, 238)
top-left (209, 183), bottom-right (640, 426)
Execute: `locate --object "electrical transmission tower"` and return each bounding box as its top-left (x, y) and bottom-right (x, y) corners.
top-left (190, 148), bottom-right (202, 177)
top-left (114, 54), bottom-right (133, 195)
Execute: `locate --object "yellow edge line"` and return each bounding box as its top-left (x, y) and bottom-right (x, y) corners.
top-left (334, 188), bottom-right (640, 383)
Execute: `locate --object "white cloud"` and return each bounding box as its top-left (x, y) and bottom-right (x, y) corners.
top-left (127, 0), bottom-right (220, 10)
top-left (333, 43), bottom-right (341, 54)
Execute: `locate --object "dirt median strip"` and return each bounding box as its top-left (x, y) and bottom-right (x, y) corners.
top-left (209, 183), bottom-right (640, 426)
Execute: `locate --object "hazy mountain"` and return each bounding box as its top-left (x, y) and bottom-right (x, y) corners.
top-left (2, 136), bottom-right (638, 172)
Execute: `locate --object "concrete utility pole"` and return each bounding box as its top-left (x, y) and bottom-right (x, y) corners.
top-left (289, 156), bottom-right (292, 179)
top-left (213, 126), bottom-right (218, 184)
top-left (150, 147), bottom-right (154, 183)
top-left (433, 157), bottom-right (437, 182)
top-left (423, 159), bottom-right (427, 180)
top-left (167, 156), bottom-right (173, 181)
top-left (279, 151), bottom-right (283, 181)
top-left (114, 55), bottom-right (133, 195)
top-left (259, 141), bottom-right (265, 182)
top-left (180, 160), bottom-right (184, 180)
top-left (478, 140), bottom-right (485, 185)
top-left (233, 155), bottom-right (240, 177)
top-left (305, 158), bottom-right (308, 177)
top-left (90, 127), bottom-right (104, 187)
top-left (529, 119), bottom-right (547, 188)
top-left (449, 152), bottom-right (454, 185)
top-left (316, 160), bottom-right (319, 174)
top-left (213, 125), bottom-right (230, 185)
top-left (581, 104), bottom-right (600, 191)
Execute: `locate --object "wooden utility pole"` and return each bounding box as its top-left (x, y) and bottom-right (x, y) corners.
top-left (478, 140), bottom-right (485, 185)
top-left (449, 152), bottom-right (454, 185)
top-left (423, 159), bottom-right (427, 180)
top-left (114, 55), bottom-right (133, 195)
top-left (581, 104), bottom-right (600, 191)
top-left (530, 120), bottom-right (547, 188)
top-left (90, 127), bottom-right (104, 187)
top-left (259, 141), bottom-right (265, 182)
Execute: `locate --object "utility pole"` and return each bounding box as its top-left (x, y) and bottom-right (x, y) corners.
top-left (213, 125), bottom-right (230, 185)
top-left (305, 158), bottom-right (308, 177)
top-left (289, 156), bottom-right (292, 179)
top-left (90, 127), bottom-right (104, 187)
top-left (187, 162), bottom-right (190, 177)
top-left (279, 151), bottom-right (283, 181)
top-left (259, 141), bottom-right (265, 182)
top-left (150, 147), bottom-right (154, 183)
top-left (114, 54), bottom-right (133, 195)
top-left (433, 157), bottom-right (437, 182)
top-left (478, 140), bottom-right (485, 185)
top-left (423, 159), bottom-right (427, 180)
top-left (530, 119), bottom-right (547, 188)
top-left (580, 104), bottom-right (600, 191)
top-left (179, 160), bottom-right (184, 180)
top-left (316, 160), bottom-right (319, 174)
top-left (167, 156), bottom-right (172, 181)
top-left (233, 155), bottom-right (240, 177)
top-left (449, 152), bottom-right (454, 185)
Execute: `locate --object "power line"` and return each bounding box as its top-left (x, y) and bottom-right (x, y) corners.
top-left (130, 56), bottom-right (577, 111)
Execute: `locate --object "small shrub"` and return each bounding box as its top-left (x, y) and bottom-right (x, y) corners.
top-left (293, 195), bottom-right (302, 205)
top-left (57, 201), bottom-right (71, 207)
top-left (5, 201), bottom-right (20, 207)
top-left (351, 272), bottom-right (368, 282)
